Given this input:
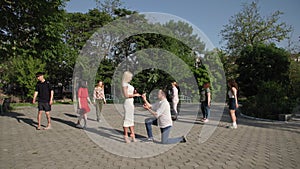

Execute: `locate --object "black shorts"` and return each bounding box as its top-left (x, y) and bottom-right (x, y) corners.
top-left (38, 102), bottom-right (51, 112)
top-left (228, 98), bottom-right (236, 110)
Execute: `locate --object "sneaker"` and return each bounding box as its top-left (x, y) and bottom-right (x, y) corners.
top-left (226, 125), bottom-right (237, 129)
top-left (180, 136), bottom-right (187, 143)
top-left (142, 138), bottom-right (154, 143)
top-left (203, 119), bottom-right (209, 123)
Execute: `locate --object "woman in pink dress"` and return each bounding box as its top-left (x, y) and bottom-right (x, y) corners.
top-left (76, 81), bottom-right (92, 129)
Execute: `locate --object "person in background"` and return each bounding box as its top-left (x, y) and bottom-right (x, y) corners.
top-left (93, 80), bottom-right (106, 122)
top-left (200, 82), bottom-right (211, 122)
top-left (227, 79), bottom-right (239, 129)
top-left (32, 72), bottom-right (54, 130)
top-left (76, 80), bottom-right (92, 129)
top-left (171, 82), bottom-right (179, 115)
top-left (122, 71), bottom-right (141, 143)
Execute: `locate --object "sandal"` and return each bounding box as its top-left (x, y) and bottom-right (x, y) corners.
top-left (43, 126), bottom-right (51, 130)
top-left (124, 136), bottom-right (130, 143)
top-left (130, 134), bottom-right (137, 142)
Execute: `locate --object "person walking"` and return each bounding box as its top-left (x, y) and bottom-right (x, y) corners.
top-left (142, 89), bottom-right (187, 144)
top-left (200, 82), bottom-right (211, 122)
top-left (32, 72), bottom-right (54, 130)
top-left (227, 79), bottom-right (239, 129)
top-left (171, 82), bottom-right (179, 115)
top-left (93, 80), bottom-right (106, 122)
top-left (122, 71), bottom-right (141, 143)
top-left (76, 80), bottom-right (92, 129)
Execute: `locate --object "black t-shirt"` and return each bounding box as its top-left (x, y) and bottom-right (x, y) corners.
top-left (35, 80), bottom-right (53, 103)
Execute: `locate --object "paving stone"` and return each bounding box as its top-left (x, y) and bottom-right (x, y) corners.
top-left (0, 104), bottom-right (299, 169)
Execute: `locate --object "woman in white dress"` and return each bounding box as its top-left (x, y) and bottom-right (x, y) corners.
top-left (171, 82), bottom-right (179, 115)
top-left (122, 71), bottom-right (141, 143)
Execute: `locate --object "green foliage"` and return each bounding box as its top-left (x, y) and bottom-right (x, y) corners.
top-left (220, 1), bottom-right (292, 55)
top-left (237, 43), bottom-right (290, 97)
top-left (0, 0), bottom-right (67, 61)
top-left (11, 55), bottom-right (46, 99)
top-left (241, 81), bottom-right (293, 119)
top-left (289, 55), bottom-right (300, 101)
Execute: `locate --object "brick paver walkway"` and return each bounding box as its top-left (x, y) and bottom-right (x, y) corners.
top-left (1, 103), bottom-right (299, 169)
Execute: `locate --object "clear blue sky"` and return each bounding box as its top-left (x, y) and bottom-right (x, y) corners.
top-left (65, 0), bottom-right (300, 49)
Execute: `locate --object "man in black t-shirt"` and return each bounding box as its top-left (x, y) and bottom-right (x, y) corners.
top-left (32, 72), bottom-right (54, 130)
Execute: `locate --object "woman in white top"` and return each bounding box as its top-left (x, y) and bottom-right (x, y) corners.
top-left (122, 71), bottom-right (141, 143)
top-left (227, 79), bottom-right (239, 129)
top-left (171, 82), bottom-right (179, 115)
top-left (93, 80), bottom-right (106, 122)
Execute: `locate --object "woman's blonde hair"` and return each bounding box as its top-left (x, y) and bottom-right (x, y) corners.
top-left (122, 71), bottom-right (133, 83)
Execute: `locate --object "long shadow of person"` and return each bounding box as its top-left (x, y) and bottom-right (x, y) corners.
top-left (1, 111), bottom-right (39, 128)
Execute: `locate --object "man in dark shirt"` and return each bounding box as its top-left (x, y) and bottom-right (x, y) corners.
top-left (32, 72), bottom-right (54, 130)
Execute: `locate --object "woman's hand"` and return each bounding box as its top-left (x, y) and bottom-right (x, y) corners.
top-left (134, 93), bottom-right (141, 97)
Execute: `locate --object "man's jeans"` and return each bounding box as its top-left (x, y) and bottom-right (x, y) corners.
top-left (145, 117), bottom-right (183, 144)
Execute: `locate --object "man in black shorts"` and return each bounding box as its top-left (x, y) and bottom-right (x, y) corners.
top-left (32, 72), bottom-right (54, 130)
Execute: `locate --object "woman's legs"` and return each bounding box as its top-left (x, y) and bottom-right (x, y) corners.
top-left (95, 99), bottom-right (100, 121)
top-left (123, 127), bottom-right (130, 143)
top-left (229, 109), bottom-right (237, 128)
top-left (129, 126), bottom-right (137, 142)
top-left (173, 100), bottom-right (178, 114)
top-left (83, 113), bottom-right (87, 128)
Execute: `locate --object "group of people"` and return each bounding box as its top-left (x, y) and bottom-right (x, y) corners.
top-left (75, 80), bottom-right (106, 129)
top-left (200, 79), bottom-right (239, 129)
top-left (32, 71), bottom-right (239, 144)
top-left (121, 71), bottom-right (186, 144)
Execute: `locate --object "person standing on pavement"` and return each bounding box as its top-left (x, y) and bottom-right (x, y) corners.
top-left (76, 80), bottom-right (92, 129)
top-left (200, 82), bottom-right (211, 122)
top-left (142, 89), bottom-right (187, 144)
top-left (227, 79), bottom-right (239, 129)
top-left (171, 82), bottom-right (179, 115)
top-left (122, 71), bottom-right (141, 143)
top-left (32, 72), bottom-right (54, 130)
top-left (93, 80), bottom-right (106, 122)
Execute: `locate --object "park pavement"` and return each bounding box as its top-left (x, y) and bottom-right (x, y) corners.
top-left (0, 103), bottom-right (299, 169)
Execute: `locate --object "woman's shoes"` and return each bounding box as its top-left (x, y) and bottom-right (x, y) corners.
top-left (124, 136), bottom-right (131, 143)
top-left (130, 134), bottom-right (137, 142)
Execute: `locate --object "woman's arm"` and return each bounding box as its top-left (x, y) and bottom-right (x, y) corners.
top-left (122, 86), bottom-right (140, 98)
top-left (233, 87), bottom-right (239, 108)
top-left (207, 92), bottom-right (211, 107)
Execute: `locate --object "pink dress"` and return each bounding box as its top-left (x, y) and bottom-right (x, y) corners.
top-left (78, 87), bottom-right (90, 113)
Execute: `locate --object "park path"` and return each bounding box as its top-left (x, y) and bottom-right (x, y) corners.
top-left (0, 104), bottom-right (299, 169)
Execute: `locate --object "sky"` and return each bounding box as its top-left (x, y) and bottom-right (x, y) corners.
top-left (65, 0), bottom-right (300, 49)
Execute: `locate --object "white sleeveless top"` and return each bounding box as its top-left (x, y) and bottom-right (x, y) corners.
top-left (228, 89), bottom-right (235, 98)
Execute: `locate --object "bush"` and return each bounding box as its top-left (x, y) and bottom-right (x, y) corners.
top-left (241, 81), bottom-right (293, 120)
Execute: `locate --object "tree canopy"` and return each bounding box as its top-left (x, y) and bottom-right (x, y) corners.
top-left (220, 1), bottom-right (292, 56)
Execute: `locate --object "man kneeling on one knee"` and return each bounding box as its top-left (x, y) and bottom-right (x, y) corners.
top-left (142, 89), bottom-right (187, 144)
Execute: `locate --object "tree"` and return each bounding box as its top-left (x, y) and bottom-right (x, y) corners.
top-left (236, 43), bottom-right (290, 98)
top-left (0, 0), bottom-right (67, 99)
top-left (95, 0), bottom-right (123, 16)
top-left (0, 0), bottom-right (66, 61)
top-left (10, 55), bottom-right (46, 99)
top-left (220, 1), bottom-right (292, 55)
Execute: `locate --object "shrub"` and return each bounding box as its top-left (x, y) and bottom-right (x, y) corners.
top-left (241, 81), bottom-right (293, 120)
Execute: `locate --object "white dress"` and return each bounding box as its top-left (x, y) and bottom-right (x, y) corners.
top-left (123, 82), bottom-right (135, 127)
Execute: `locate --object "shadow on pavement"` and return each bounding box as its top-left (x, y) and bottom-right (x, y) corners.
top-left (0, 111), bottom-right (38, 128)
